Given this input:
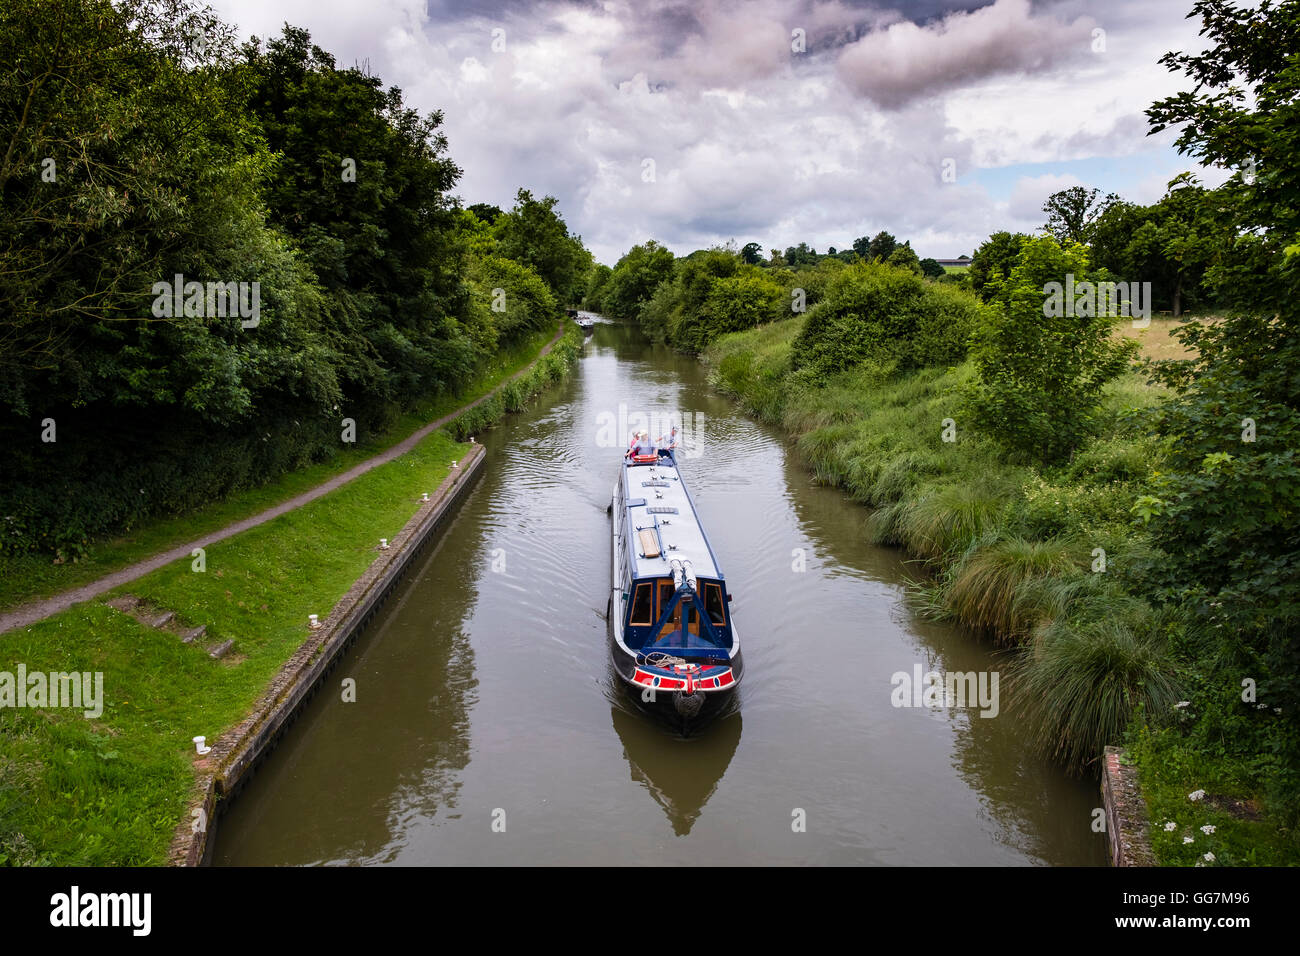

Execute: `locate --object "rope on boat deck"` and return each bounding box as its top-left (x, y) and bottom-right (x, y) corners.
top-left (641, 651), bottom-right (687, 668)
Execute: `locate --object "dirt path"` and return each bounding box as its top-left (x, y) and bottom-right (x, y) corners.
top-left (0, 323), bottom-right (567, 636)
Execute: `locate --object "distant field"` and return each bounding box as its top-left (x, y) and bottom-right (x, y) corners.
top-left (1115, 315), bottom-right (1221, 361)
top-left (942, 264), bottom-right (970, 274)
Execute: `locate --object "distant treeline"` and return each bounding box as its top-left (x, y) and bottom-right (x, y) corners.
top-left (0, 0), bottom-right (591, 557)
top-left (587, 174), bottom-right (1231, 344)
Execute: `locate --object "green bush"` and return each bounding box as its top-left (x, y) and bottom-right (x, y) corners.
top-left (789, 262), bottom-right (979, 376)
top-left (962, 237), bottom-right (1138, 464)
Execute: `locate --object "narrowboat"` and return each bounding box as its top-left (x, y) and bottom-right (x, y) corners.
top-left (576, 314), bottom-right (595, 332)
top-left (607, 443), bottom-right (743, 724)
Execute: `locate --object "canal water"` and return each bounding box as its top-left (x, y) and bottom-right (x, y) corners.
top-left (213, 319), bottom-right (1109, 866)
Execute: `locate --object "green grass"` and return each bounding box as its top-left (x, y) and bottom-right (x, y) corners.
top-left (0, 327), bottom-right (579, 866)
top-left (0, 326), bottom-right (560, 613)
top-left (1129, 722), bottom-right (1299, 866)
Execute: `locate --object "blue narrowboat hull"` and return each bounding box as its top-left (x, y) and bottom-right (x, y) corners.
top-left (607, 447), bottom-right (743, 728)
top-left (605, 627), bottom-right (743, 726)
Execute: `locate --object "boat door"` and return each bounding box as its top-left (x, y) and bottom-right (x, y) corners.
top-left (654, 579), bottom-right (679, 644)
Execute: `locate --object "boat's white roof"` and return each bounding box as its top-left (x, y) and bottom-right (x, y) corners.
top-left (622, 455), bottom-right (722, 581)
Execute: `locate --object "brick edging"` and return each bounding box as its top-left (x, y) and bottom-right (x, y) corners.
top-left (1102, 745), bottom-right (1157, 867)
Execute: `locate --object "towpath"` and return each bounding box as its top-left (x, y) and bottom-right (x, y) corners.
top-left (0, 322), bottom-right (567, 635)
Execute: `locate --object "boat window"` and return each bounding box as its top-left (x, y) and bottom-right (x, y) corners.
top-left (629, 583), bottom-right (653, 626)
top-left (704, 583), bottom-right (726, 625)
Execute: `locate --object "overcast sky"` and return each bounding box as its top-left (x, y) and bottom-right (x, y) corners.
top-left (205, 0), bottom-right (1226, 265)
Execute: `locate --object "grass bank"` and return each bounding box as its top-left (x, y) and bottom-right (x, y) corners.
top-left (704, 316), bottom-right (1297, 865)
top-left (0, 328), bottom-right (580, 865)
top-left (0, 325), bottom-right (563, 613)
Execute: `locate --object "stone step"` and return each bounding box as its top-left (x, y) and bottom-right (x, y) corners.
top-left (208, 639), bottom-right (234, 660)
top-left (181, 625), bottom-right (207, 644)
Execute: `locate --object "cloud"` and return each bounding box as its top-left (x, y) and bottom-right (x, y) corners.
top-left (1007, 172), bottom-right (1084, 224)
top-left (204, 0), bottom-right (1221, 264)
top-left (835, 0), bottom-right (1096, 109)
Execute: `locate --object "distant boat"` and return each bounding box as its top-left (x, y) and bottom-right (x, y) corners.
top-left (575, 314), bottom-right (595, 331)
top-left (607, 444), bottom-right (743, 724)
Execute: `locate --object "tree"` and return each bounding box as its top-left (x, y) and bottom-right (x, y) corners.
top-left (1124, 176), bottom-right (1224, 316)
top-left (784, 242), bottom-right (817, 267)
top-left (238, 25), bottom-right (473, 406)
top-left (963, 237), bottom-right (1137, 463)
top-left (867, 231), bottom-right (897, 262)
top-left (1141, 0), bottom-right (1300, 812)
top-left (0, 4), bottom-right (348, 555)
top-left (851, 235), bottom-right (872, 259)
top-left (1042, 186), bottom-right (1118, 245)
top-left (1088, 200), bottom-right (1150, 280)
top-left (740, 241), bottom-right (763, 265)
top-left (583, 263), bottom-right (613, 311)
top-left (919, 257), bottom-right (946, 279)
top-left (968, 232), bottom-right (1030, 301)
top-left (496, 188), bottom-right (591, 305)
top-left (602, 240), bottom-right (675, 319)
top-left (886, 242), bottom-right (922, 275)
top-left (468, 203), bottom-right (503, 225)
top-left (697, 271), bottom-right (783, 339)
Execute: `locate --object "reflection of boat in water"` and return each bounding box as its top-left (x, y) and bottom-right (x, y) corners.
top-left (610, 702), bottom-right (742, 835)
top-left (607, 445), bottom-right (744, 726)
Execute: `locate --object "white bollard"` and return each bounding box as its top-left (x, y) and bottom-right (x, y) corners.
top-left (193, 735), bottom-right (211, 756)
top-left (422, 492), bottom-right (429, 501)
top-left (379, 538), bottom-right (390, 550)
top-left (308, 613), bottom-right (321, 629)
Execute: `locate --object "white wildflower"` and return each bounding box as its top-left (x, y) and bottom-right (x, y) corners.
top-left (1164, 821), bottom-right (1177, 831)
top-left (1189, 789), bottom-right (1206, 802)
top-left (1201, 824), bottom-right (1216, 835)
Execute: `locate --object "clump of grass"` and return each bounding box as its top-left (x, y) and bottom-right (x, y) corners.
top-left (891, 482), bottom-right (1009, 560)
top-left (941, 536), bottom-right (1083, 640)
top-left (1008, 604), bottom-right (1181, 771)
top-left (870, 449), bottom-right (945, 504)
top-left (865, 499), bottom-right (909, 547)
